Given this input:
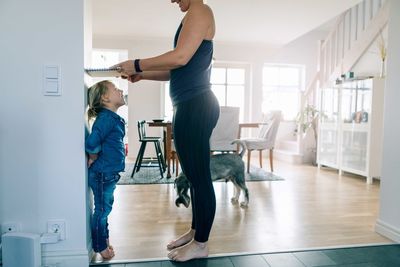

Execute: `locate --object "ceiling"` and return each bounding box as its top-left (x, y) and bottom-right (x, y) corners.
top-left (92, 0), bottom-right (362, 46)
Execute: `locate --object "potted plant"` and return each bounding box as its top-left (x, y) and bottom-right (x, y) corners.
top-left (296, 105), bottom-right (322, 165)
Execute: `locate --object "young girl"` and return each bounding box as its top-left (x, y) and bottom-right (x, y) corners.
top-left (85, 80), bottom-right (126, 260)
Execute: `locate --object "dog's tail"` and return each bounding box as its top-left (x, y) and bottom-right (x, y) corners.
top-left (231, 139), bottom-right (247, 158)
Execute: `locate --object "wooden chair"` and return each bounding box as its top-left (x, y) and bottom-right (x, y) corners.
top-left (131, 120), bottom-right (166, 178)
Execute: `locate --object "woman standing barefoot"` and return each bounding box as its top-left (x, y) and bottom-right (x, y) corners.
top-left (114, 0), bottom-right (219, 262)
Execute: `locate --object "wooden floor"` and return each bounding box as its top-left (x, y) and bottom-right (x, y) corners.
top-left (93, 160), bottom-right (392, 263)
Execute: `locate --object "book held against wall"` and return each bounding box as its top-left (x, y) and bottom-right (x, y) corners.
top-left (85, 67), bottom-right (121, 77)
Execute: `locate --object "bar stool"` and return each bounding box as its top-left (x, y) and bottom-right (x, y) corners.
top-left (131, 120), bottom-right (166, 178)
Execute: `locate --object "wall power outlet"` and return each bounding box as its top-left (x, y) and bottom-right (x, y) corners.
top-left (1, 222), bottom-right (21, 234)
top-left (47, 220), bottom-right (66, 241)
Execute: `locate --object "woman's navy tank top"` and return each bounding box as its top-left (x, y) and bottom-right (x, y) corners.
top-left (170, 23), bottom-right (213, 105)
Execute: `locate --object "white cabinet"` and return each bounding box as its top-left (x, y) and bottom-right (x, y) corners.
top-left (317, 78), bottom-right (385, 184)
top-left (318, 85), bottom-right (340, 168)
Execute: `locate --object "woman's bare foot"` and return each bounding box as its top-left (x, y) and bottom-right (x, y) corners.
top-left (99, 247), bottom-right (115, 260)
top-left (167, 239), bottom-right (208, 262)
top-left (166, 229), bottom-right (195, 250)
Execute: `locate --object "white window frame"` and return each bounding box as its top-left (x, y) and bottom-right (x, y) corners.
top-left (262, 63), bottom-right (305, 121)
top-left (162, 62), bottom-right (251, 122)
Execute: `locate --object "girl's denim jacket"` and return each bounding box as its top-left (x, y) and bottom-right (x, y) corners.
top-left (86, 108), bottom-right (125, 174)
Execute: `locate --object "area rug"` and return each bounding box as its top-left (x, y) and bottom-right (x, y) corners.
top-left (118, 163), bottom-right (284, 185)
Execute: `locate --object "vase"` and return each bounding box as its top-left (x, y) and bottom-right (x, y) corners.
top-left (380, 59), bottom-right (386, 78)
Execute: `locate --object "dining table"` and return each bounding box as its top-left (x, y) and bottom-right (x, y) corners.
top-left (237, 122), bottom-right (261, 137)
top-left (147, 120), bottom-right (262, 178)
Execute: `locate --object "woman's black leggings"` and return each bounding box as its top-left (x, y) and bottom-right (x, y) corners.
top-left (173, 90), bottom-right (220, 242)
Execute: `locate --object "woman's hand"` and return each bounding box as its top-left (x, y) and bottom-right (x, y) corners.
top-left (124, 74), bottom-right (143, 83)
top-left (112, 60), bottom-right (135, 77)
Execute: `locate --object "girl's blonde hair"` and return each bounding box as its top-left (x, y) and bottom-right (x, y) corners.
top-left (87, 80), bottom-right (111, 122)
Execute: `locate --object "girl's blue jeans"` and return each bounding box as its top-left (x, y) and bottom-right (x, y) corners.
top-left (88, 170), bottom-right (120, 252)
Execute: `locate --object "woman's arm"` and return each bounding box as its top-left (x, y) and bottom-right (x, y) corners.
top-left (114, 4), bottom-right (213, 76)
top-left (126, 71), bottom-right (170, 83)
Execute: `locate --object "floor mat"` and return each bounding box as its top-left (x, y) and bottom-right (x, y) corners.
top-left (118, 163), bottom-right (284, 185)
top-left (90, 244), bottom-right (400, 266)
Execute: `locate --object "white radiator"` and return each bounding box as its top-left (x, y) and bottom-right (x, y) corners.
top-left (1, 232), bottom-right (41, 267)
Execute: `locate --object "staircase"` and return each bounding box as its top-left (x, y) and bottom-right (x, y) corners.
top-left (295, 0), bottom-right (389, 164)
top-left (304, 0), bottom-right (389, 108)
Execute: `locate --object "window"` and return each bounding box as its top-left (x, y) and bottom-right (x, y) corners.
top-left (262, 64), bottom-right (305, 120)
top-left (164, 64), bottom-right (248, 121)
top-left (164, 82), bottom-right (173, 121)
top-left (211, 66), bottom-right (245, 121)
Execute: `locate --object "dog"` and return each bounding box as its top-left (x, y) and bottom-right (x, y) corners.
top-left (174, 140), bottom-right (249, 208)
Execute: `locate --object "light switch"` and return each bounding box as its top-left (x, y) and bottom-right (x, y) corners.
top-left (45, 80), bottom-right (59, 93)
top-left (43, 65), bottom-right (61, 96)
top-left (45, 66), bottom-right (59, 79)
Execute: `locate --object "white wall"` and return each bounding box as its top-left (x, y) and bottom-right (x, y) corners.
top-left (215, 30), bottom-right (328, 125)
top-left (375, 0), bottom-right (400, 243)
top-left (352, 26), bottom-right (388, 77)
top-left (0, 0), bottom-right (90, 266)
top-left (84, 0), bottom-right (94, 257)
top-left (94, 29), bottom-right (327, 157)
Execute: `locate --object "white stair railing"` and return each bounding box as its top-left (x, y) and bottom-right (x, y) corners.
top-left (298, 0), bottom-right (389, 164)
top-left (303, 0), bottom-right (389, 108)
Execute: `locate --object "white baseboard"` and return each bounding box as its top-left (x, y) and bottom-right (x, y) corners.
top-left (375, 219), bottom-right (400, 243)
top-left (42, 249), bottom-right (90, 267)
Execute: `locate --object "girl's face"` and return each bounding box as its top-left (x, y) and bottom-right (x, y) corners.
top-left (171, 0), bottom-right (190, 12)
top-left (103, 83), bottom-right (125, 109)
